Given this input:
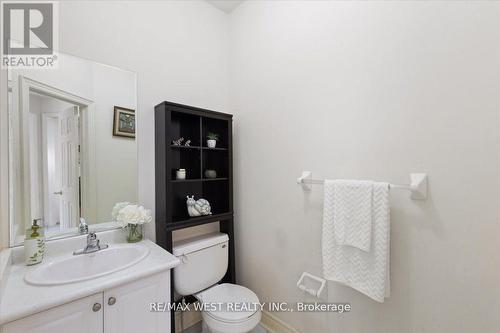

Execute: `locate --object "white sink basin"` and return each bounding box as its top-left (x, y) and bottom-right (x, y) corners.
top-left (25, 244), bottom-right (150, 286)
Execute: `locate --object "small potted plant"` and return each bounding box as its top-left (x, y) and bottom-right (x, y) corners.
top-left (206, 132), bottom-right (219, 148)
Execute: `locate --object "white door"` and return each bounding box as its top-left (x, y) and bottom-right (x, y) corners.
top-left (58, 106), bottom-right (80, 229)
top-left (41, 114), bottom-right (60, 228)
top-left (1, 293), bottom-right (103, 333)
top-left (104, 271), bottom-right (170, 333)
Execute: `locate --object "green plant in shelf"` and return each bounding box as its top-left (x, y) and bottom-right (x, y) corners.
top-left (207, 132), bottom-right (219, 141)
top-left (207, 132), bottom-right (219, 148)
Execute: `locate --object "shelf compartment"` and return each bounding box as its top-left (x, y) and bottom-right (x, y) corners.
top-left (170, 179), bottom-right (229, 222)
top-left (171, 111), bottom-right (200, 147)
top-left (171, 148), bottom-right (201, 180)
top-left (202, 117), bottom-right (229, 149)
top-left (202, 180), bottom-right (230, 215)
top-left (202, 149), bottom-right (229, 179)
top-left (171, 181), bottom-right (203, 222)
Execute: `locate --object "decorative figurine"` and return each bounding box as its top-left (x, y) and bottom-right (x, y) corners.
top-left (172, 137), bottom-right (184, 146)
top-left (184, 140), bottom-right (191, 147)
top-left (186, 196), bottom-right (212, 217)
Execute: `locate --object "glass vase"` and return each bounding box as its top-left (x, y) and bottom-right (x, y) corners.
top-left (127, 224), bottom-right (143, 243)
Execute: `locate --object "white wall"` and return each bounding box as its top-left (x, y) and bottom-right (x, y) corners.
top-left (91, 64), bottom-right (137, 223)
top-left (229, 1), bottom-right (500, 332)
top-left (57, 0), bottom-right (230, 240)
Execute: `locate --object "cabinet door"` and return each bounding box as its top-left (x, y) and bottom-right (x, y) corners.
top-left (1, 293), bottom-right (103, 333)
top-left (104, 271), bottom-right (170, 333)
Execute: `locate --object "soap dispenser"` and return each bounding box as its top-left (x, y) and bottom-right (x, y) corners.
top-left (25, 218), bottom-right (46, 266)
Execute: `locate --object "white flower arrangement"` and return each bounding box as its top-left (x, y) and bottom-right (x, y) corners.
top-left (112, 203), bottom-right (152, 228)
top-left (111, 202), bottom-right (130, 221)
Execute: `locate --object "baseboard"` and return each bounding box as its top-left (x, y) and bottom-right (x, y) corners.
top-left (175, 308), bottom-right (202, 333)
top-left (174, 307), bottom-right (301, 333)
top-left (260, 311), bottom-right (301, 333)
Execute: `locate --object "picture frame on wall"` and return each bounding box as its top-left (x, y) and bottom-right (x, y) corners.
top-left (113, 106), bottom-right (136, 138)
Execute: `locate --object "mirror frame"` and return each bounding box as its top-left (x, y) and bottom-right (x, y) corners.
top-left (1, 68), bottom-right (9, 249)
top-left (1, 60), bottom-right (138, 248)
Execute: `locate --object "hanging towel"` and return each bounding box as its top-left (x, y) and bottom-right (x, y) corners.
top-left (322, 181), bottom-right (390, 303)
top-left (327, 179), bottom-right (373, 252)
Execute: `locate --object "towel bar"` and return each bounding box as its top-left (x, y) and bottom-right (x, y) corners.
top-left (296, 171), bottom-right (427, 200)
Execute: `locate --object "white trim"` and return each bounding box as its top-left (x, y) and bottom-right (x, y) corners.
top-left (171, 308), bottom-right (301, 333)
top-left (260, 311), bottom-right (301, 333)
top-left (19, 76), bottom-right (32, 242)
top-left (0, 248), bottom-right (12, 294)
top-left (0, 68), bottom-right (9, 249)
top-left (175, 308), bottom-right (202, 333)
top-left (20, 77), bottom-right (93, 107)
top-left (79, 104), bottom-right (97, 224)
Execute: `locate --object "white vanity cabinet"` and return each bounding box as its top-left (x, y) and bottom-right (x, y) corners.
top-left (104, 271), bottom-right (170, 333)
top-left (1, 271), bottom-right (170, 333)
top-left (1, 293), bottom-right (103, 333)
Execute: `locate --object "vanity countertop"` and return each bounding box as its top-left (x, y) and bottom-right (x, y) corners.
top-left (0, 239), bottom-right (179, 325)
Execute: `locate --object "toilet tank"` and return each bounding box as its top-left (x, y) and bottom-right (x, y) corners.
top-left (172, 232), bottom-right (229, 296)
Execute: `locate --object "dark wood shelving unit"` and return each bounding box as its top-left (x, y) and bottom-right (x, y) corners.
top-left (154, 101), bottom-right (234, 333)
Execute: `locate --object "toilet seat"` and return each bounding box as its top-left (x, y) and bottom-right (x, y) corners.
top-left (204, 307), bottom-right (261, 324)
top-left (196, 283), bottom-right (261, 323)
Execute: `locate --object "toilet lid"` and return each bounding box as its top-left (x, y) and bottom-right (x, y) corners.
top-left (198, 284), bottom-right (260, 323)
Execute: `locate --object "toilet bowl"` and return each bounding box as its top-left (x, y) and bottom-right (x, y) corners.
top-left (195, 284), bottom-right (261, 333)
top-left (173, 233), bottom-right (261, 333)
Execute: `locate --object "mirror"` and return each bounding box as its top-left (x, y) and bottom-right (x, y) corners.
top-left (7, 52), bottom-right (137, 246)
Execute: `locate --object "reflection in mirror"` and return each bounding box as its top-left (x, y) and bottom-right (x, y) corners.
top-left (28, 93), bottom-right (81, 233)
top-left (8, 53), bottom-right (137, 245)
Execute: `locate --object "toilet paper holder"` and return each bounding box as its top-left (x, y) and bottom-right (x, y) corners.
top-left (296, 272), bottom-right (326, 298)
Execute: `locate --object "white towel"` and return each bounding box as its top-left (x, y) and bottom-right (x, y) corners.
top-left (322, 181), bottom-right (390, 302)
top-left (327, 179), bottom-right (373, 252)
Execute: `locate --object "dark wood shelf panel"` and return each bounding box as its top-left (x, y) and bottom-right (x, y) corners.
top-left (167, 212), bottom-right (234, 231)
top-left (171, 145), bottom-right (201, 149)
top-left (203, 177), bottom-right (229, 181)
top-left (202, 146), bottom-right (228, 151)
top-left (171, 178), bottom-right (229, 183)
top-left (170, 178), bottom-right (202, 183)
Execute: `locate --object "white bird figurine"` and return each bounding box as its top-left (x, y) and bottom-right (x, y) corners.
top-left (186, 196), bottom-right (212, 217)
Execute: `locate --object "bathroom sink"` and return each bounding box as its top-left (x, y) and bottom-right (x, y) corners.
top-left (24, 244), bottom-right (150, 286)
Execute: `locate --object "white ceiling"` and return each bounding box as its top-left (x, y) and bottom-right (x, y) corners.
top-left (206, 0), bottom-right (244, 13)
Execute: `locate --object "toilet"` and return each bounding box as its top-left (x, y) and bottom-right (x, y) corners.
top-left (173, 233), bottom-right (261, 333)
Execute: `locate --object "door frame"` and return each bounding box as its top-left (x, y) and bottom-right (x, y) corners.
top-left (17, 76), bottom-right (95, 245)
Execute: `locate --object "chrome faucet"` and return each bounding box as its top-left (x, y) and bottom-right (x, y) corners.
top-left (73, 232), bottom-right (109, 255)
